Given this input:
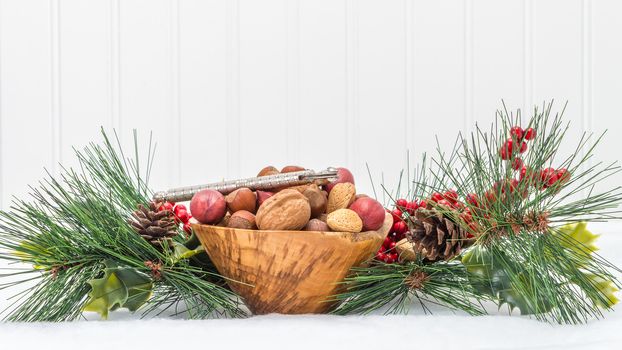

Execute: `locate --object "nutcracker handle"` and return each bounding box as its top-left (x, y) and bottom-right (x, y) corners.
top-left (152, 167), bottom-right (338, 203)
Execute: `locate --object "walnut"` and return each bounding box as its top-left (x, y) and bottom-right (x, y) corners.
top-left (255, 189), bottom-right (311, 230)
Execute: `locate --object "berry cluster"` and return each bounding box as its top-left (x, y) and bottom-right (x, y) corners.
top-left (375, 199), bottom-right (417, 263)
top-left (499, 126), bottom-right (536, 160)
top-left (159, 201), bottom-right (193, 235)
top-left (499, 125), bottom-right (571, 192)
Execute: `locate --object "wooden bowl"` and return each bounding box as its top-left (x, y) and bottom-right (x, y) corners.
top-left (192, 213), bottom-right (392, 314)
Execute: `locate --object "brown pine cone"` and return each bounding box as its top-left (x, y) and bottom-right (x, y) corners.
top-left (129, 202), bottom-right (178, 249)
top-left (407, 207), bottom-right (474, 261)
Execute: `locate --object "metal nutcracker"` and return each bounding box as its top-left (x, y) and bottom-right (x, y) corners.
top-left (152, 167), bottom-right (339, 202)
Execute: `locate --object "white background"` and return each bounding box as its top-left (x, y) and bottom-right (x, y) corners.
top-left (1, 0), bottom-right (622, 207)
top-left (1, 1), bottom-right (622, 348)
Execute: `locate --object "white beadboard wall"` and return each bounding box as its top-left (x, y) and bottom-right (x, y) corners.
top-left (1, 0), bottom-right (621, 208)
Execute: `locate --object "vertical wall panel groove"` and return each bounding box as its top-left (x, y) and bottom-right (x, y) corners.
top-left (110, 0), bottom-right (121, 134)
top-left (345, 0), bottom-right (358, 171)
top-left (0, 1), bottom-right (3, 208)
top-left (524, 0), bottom-right (533, 116)
top-left (582, 0), bottom-right (593, 198)
top-left (50, 0), bottom-right (61, 171)
top-left (226, 0), bottom-right (240, 179)
top-left (404, 0), bottom-right (414, 160)
top-left (285, 0), bottom-right (301, 164)
top-left (463, 0), bottom-right (473, 133)
top-left (170, 0), bottom-right (181, 185)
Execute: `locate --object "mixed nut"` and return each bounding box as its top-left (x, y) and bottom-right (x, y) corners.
top-left (189, 166), bottom-right (386, 233)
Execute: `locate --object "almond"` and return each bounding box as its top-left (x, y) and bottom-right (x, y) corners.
top-left (255, 189), bottom-right (311, 230)
top-left (326, 182), bottom-right (356, 213)
top-left (326, 208), bottom-right (363, 233)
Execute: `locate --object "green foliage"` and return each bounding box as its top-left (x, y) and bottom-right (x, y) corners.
top-left (0, 129), bottom-right (243, 321)
top-left (345, 101), bottom-right (621, 324)
top-left (83, 260), bottom-right (153, 319)
top-left (331, 260), bottom-right (489, 316)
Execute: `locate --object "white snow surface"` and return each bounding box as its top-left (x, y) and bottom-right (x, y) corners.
top-left (1, 222), bottom-right (621, 350)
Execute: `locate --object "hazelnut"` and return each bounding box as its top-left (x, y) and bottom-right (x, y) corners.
top-left (217, 214), bottom-right (231, 227)
top-left (227, 210), bottom-right (257, 230)
top-left (304, 218), bottom-right (330, 232)
top-left (256, 189), bottom-right (311, 230)
top-left (326, 208), bottom-right (363, 233)
top-left (226, 188), bottom-right (257, 213)
top-left (303, 185), bottom-right (328, 218)
top-left (257, 166), bottom-right (279, 177)
top-left (281, 165), bottom-right (305, 173)
top-left (327, 182), bottom-right (356, 213)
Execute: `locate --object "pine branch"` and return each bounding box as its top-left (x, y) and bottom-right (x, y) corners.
top-left (0, 129), bottom-right (243, 321)
top-left (411, 101), bottom-right (622, 324)
top-left (331, 260), bottom-right (489, 316)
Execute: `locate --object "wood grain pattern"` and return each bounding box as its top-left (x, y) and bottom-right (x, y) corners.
top-left (193, 212), bottom-right (392, 314)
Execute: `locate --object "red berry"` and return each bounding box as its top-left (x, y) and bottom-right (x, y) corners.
top-left (466, 193), bottom-right (479, 207)
top-left (510, 126), bottom-right (524, 141)
top-left (460, 211), bottom-right (473, 223)
top-left (392, 221), bottom-right (408, 235)
top-left (388, 241), bottom-right (397, 251)
top-left (159, 201), bottom-right (174, 212)
top-left (431, 192), bottom-right (444, 202)
top-left (383, 236), bottom-right (392, 247)
top-left (508, 179), bottom-right (519, 193)
top-left (504, 139), bottom-right (514, 154)
top-left (376, 251), bottom-right (386, 261)
top-left (540, 168), bottom-right (557, 188)
top-left (485, 190), bottom-right (497, 205)
top-left (384, 255), bottom-right (395, 264)
top-left (512, 158), bottom-right (523, 170)
top-left (557, 168), bottom-right (571, 184)
top-left (176, 209), bottom-right (190, 224)
top-left (436, 199), bottom-right (452, 208)
top-left (396, 198), bottom-right (408, 209)
top-left (519, 141), bottom-right (528, 153)
top-left (183, 222), bottom-right (192, 234)
top-left (390, 252), bottom-right (398, 261)
top-left (418, 200), bottom-right (427, 209)
top-left (524, 127), bottom-right (536, 140)
top-left (499, 147), bottom-right (510, 160)
top-left (444, 189), bottom-right (459, 203)
top-left (405, 201), bottom-right (418, 215)
top-left (173, 203), bottom-right (187, 215)
top-left (390, 208), bottom-right (403, 223)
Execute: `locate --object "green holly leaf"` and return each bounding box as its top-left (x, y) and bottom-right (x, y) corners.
top-left (584, 273), bottom-right (619, 308)
top-left (173, 242), bottom-right (205, 262)
top-left (83, 261), bottom-right (153, 319)
top-left (462, 247), bottom-right (552, 315)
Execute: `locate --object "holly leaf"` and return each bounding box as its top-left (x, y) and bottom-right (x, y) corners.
top-left (554, 222), bottom-right (599, 256)
top-left (173, 242), bottom-right (205, 262)
top-left (462, 247), bottom-right (552, 315)
top-left (83, 261), bottom-right (153, 319)
top-left (584, 273), bottom-right (619, 308)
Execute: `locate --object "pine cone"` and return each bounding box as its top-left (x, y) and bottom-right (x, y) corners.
top-left (407, 207), bottom-right (473, 261)
top-left (129, 202), bottom-right (178, 249)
